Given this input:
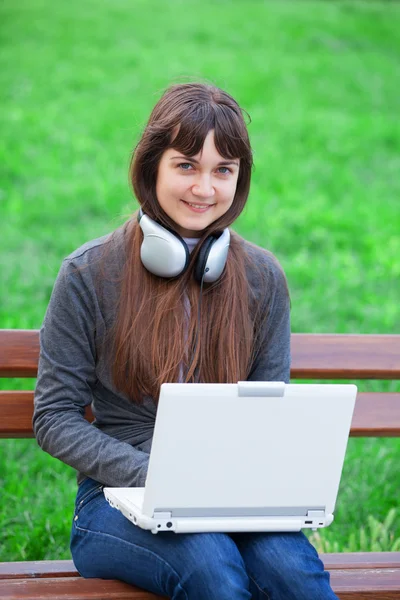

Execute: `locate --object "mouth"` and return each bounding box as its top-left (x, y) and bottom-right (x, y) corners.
top-left (180, 200), bottom-right (216, 213)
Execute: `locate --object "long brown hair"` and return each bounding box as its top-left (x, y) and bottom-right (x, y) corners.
top-left (104, 83), bottom-right (267, 403)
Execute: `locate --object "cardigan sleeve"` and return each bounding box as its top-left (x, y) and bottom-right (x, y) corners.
top-left (33, 258), bottom-right (149, 487)
top-left (247, 256), bottom-right (291, 384)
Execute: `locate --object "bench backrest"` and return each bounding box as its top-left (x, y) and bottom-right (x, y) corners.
top-left (1, 329), bottom-right (399, 438)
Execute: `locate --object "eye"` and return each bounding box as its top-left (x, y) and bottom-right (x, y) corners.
top-left (217, 167), bottom-right (231, 175)
top-left (178, 163), bottom-right (193, 171)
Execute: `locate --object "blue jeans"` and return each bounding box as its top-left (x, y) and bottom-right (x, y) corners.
top-left (70, 477), bottom-right (338, 599)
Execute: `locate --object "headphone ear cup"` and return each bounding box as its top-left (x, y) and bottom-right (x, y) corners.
top-left (138, 212), bottom-right (190, 278)
top-left (194, 228), bottom-right (230, 283)
top-left (194, 236), bottom-right (217, 283)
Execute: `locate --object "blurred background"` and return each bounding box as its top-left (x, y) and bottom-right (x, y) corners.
top-left (1, 0), bottom-right (399, 560)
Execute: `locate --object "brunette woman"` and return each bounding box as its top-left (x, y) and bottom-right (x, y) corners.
top-left (33, 82), bottom-right (338, 599)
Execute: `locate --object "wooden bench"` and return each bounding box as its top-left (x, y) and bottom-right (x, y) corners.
top-left (1, 329), bottom-right (400, 599)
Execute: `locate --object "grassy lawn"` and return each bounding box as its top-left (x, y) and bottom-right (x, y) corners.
top-left (1, 0), bottom-right (399, 561)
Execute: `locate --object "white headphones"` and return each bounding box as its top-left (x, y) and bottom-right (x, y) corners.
top-left (137, 208), bottom-right (230, 283)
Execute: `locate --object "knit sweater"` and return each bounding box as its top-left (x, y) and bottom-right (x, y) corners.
top-left (33, 225), bottom-right (291, 488)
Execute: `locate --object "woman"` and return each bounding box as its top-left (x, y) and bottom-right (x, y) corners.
top-left (33, 82), bottom-right (338, 599)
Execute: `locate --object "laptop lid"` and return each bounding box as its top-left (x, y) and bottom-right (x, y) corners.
top-left (142, 382), bottom-right (356, 520)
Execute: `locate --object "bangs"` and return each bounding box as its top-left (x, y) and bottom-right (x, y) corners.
top-left (213, 103), bottom-right (251, 161)
top-left (169, 102), bottom-right (250, 161)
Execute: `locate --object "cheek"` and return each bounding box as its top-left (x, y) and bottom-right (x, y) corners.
top-left (156, 176), bottom-right (172, 209)
top-left (220, 180), bottom-right (238, 203)
top-left (158, 172), bottom-right (186, 199)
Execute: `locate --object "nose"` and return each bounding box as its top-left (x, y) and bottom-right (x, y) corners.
top-left (192, 174), bottom-right (215, 199)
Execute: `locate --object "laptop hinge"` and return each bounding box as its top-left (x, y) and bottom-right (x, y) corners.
top-left (238, 381), bottom-right (285, 397)
top-left (154, 511), bottom-right (172, 519)
top-left (307, 509), bottom-right (325, 518)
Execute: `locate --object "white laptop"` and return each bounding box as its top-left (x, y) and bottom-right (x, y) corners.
top-left (104, 381), bottom-right (356, 534)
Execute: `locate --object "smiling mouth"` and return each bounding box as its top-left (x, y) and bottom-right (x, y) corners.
top-left (181, 200), bottom-right (215, 210)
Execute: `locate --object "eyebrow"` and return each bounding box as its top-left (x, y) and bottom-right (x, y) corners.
top-left (170, 155), bottom-right (240, 167)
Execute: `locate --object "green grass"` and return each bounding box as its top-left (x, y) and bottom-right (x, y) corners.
top-left (1, 0), bottom-right (399, 561)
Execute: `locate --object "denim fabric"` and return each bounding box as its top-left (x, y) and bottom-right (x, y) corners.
top-left (70, 478), bottom-right (338, 600)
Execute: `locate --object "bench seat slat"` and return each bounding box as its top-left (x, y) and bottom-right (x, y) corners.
top-left (1, 330), bottom-right (399, 379)
top-left (0, 577), bottom-right (165, 599)
top-left (330, 568), bottom-right (400, 598)
top-left (2, 554), bottom-right (400, 580)
top-left (323, 552), bottom-right (400, 569)
top-left (1, 391), bottom-right (399, 438)
top-left (2, 570), bottom-right (400, 599)
top-left (0, 560), bottom-right (79, 579)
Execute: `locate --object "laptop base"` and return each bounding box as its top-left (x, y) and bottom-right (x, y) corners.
top-left (104, 488), bottom-right (333, 534)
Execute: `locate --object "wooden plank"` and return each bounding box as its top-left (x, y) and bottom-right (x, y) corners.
top-left (2, 553), bottom-right (400, 581)
top-left (0, 330), bottom-right (39, 378)
top-left (291, 334), bottom-right (400, 380)
top-left (0, 392), bottom-right (94, 438)
top-left (330, 568), bottom-right (400, 599)
top-left (323, 552), bottom-right (400, 570)
top-left (1, 571), bottom-right (400, 600)
top-left (0, 560), bottom-right (79, 580)
top-left (1, 330), bottom-right (400, 380)
top-left (1, 390), bottom-right (399, 438)
top-left (0, 392), bottom-right (36, 438)
top-left (351, 393), bottom-right (400, 437)
top-left (0, 577), bottom-right (165, 599)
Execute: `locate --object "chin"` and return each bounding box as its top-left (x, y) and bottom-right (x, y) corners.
top-left (176, 222), bottom-right (209, 238)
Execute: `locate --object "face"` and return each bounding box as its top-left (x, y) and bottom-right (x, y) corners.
top-left (155, 130), bottom-right (240, 238)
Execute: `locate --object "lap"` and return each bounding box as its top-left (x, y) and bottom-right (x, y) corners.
top-left (70, 478), bottom-right (251, 598)
top-left (71, 478), bottom-right (240, 558)
top-left (72, 479), bottom-right (312, 563)
top-left (231, 532), bottom-right (337, 600)
top-left (231, 530), bottom-right (321, 567)
top-left (70, 478), bottom-right (336, 600)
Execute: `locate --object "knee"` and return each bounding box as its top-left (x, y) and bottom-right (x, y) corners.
top-left (175, 535), bottom-right (251, 600)
top-left (182, 561), bottom-right (250, 600)
top-left (247, 533), bottom-right (336, 600)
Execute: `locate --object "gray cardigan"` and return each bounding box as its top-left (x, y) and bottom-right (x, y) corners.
top-left (33, 226), bottom-right (291, 488)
